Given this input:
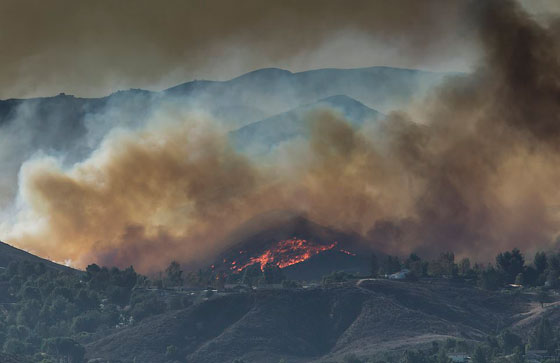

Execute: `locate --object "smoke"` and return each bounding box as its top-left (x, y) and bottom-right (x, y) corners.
top-left (0, 0), bottom-right (472, 98)
top-left (364, 0), bottom-right (560, 259)
top-left (2, 0), bottom-right (560, 270)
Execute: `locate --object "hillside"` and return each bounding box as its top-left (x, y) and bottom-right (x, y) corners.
top-left (1, 236), bottom-right (559, 363)
top-left (213, 213), bottom-right (376, 280)
top-left (229, 95), bottom-right (383, 154)
top-left (83, 279), bottom-right (534, 363)
top-left (0, 240), bottom-right (73, 272)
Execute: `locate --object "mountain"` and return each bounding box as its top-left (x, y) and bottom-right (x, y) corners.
top-left (164, 66), bottom-right (446, 118)
top-left (213, 212), bottom-right (376, 280)
top-left (83, 279), bottom-right (532, 363)
top-left (229, 95), bottom-right (383, 154)
top-left (0, 66), bottom-right (449, 209)
top-left (0, 240), bottom-right (73, 272)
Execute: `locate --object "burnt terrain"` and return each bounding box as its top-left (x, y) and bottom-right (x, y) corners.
top-left (84, 279), bottom-right (539, 363)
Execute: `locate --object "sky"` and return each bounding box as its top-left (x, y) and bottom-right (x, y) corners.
top-left (2, 0), bottom-right (559, 99)
top-left (0, 0), bottom-right (480, 99)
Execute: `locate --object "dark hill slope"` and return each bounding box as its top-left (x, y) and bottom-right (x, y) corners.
top-left (213, 213), bottom-right (376, 280)
top-left (84, 279), bottom-right (531, 363)
top-left (0, 240), bottom-right (73, 272)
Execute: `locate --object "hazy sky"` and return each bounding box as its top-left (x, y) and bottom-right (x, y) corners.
top-left (3, 0), bottom-right (559, 99)
top-left (0, 0), bottom-right (480, 99)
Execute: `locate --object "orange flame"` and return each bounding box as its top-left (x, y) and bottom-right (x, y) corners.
top-left (232, 238), bottom-right (338, 272)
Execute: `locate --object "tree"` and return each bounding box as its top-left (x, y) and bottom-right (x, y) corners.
top-left (537, 288), bottom-right (549, 308)
top-left (166, 345), bottom-right (181, 360)
top-left (401, 350), bottom-right (430, 363)
top-left (545, 270), bottom-right (559, 288)
top-left (41, 337), bottom-right (85, 363)
top-left (436, 349), bottom-right (451, 363)
top-left (479, 266), bottom-right (503, 290)
top-left (523, 265), bottom-right (538, 286)
top-left (405, 254), bottom-right (424, 277)
top-left (428, 253), bottom-right (456, 277)
top-left (439, 252), bottom-right (456, 276)
top-left (383, 256), bottom-right (401, 275)
top-left (496, 248), bottom-right (525, 284)
top-left (85, 263), bottom-right (101, 280)
top-left (241, 264), bottom-right (262, 287)
top-left (471, 346), bottom-right (487, 363)
top-left (534, 252), bottom-right (548, 274)
top-left (499, 330), bottom-right (523, 354)
top-left (458, 258), bottom-right (472, 277)
top-left (370, 253), bottom-right (379, 277)
top-left (263, 263), bottom-right (285, 284)
top-left (548, 254), bottom-right (560, 272)
top-left (528, 318), bottom-right (555, 351)
top-left (3, 338), bottom-right (27, 355)
top-left (165, 261), bottom-right (184, 287)
top-left (16, 300), bottom-right (41, 327)
top-left (72, 311), bottom-right (102, 333)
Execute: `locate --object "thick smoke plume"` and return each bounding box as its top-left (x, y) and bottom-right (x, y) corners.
top-left (3, 0), bottom-right (560, 270)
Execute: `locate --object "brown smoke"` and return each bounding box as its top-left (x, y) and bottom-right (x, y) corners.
top-left (5, 0), bottom-right (560, 270)
top-left (365, 0), bottom-right (560, 259)
top-left (0, 0), bottom-right (470, 98)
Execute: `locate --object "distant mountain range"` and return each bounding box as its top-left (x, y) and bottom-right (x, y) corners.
top-left (0, 66), bottom-right (449, 207)
top-left (229, 94), bottom-right (383, 154)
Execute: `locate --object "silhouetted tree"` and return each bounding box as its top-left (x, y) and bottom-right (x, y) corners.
top-left (370, 253), bottom-right (379, 277)
top-left (479, 266), bottom-right (503, 290)
top-left (165, 261), bottom-right (183, 287)
top-left (242, 264), bottom-right (262, 287)
top-left (263, 263), bottom-right (285, 284)
top-left (382, 256), bottom-right (401, 275)
top-left (496, 248), bottom-right (524, 283)
top-left (534, 251), bottom-right (548, 274)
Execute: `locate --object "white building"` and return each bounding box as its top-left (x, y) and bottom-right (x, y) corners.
top-left (388, 269), bottom-right (410, 280)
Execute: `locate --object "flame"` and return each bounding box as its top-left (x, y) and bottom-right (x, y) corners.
top-left (339, 249), bottom-right (356, 256)
top-left (231, 238), bottom-right (338, 272)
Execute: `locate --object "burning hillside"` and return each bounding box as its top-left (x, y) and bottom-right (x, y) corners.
top-left (229, 238), bottom-right (339, 272)
top-left (213, 213), bottom-right (374, 279)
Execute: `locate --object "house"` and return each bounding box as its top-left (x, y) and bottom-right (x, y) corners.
top-left (448, 353), bottom-right (469, 363)
top-left (388, 269), bottom-right (410, 280)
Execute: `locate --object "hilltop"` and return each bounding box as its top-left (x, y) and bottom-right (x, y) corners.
top-left (0, 241), bottom-right (73, 272)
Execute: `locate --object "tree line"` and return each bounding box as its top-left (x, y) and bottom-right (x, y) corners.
top-left (370, 248), bottom-right (560, 291)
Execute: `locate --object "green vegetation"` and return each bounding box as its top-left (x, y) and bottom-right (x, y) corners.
top-left (370, 248), bottom-right (560, 291)
top-left (2, 247), bottom-right (560, 362)
top-left (396, 317), bottom-right (560, 363)
top-left (0, 260), bottom-right (195, 362)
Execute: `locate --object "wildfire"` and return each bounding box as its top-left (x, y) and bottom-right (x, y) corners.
top-left (231, 238), bottom-right (338, 272)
